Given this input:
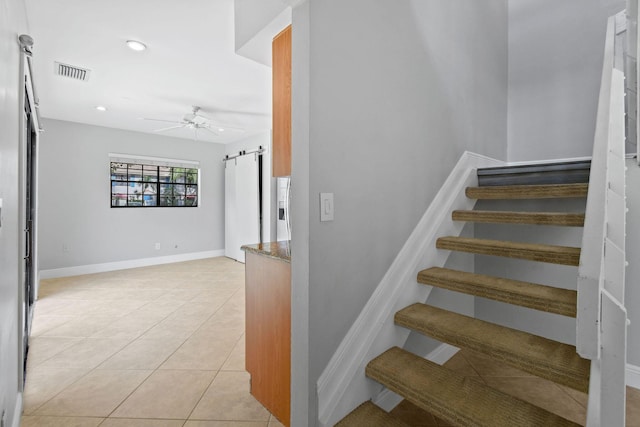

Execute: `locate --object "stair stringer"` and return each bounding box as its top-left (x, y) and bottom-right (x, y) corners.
top-left (316, 151), bottom-right (504, 427)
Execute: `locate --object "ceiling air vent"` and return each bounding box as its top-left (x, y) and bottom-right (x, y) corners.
top-left (55, 61), bottom-right (91, 82)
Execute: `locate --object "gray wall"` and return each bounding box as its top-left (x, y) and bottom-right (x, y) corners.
top-left (626, 160), bottom-right (640, 367)
top-left (290, 1), bottom-right (509, 424)
top-left (0, 0), bottom-right (29, 425)
top-left (507, 0), bottom-right (624, 161)
top-left (38, 119), bottom-right (226, 271)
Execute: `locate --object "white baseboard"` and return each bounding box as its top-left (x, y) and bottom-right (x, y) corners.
top-left (317, 151), bottom-right (504, 427)
top-left (11, 392), bottom-right (22, 427)
top-left (374, 344), bottom-right (460, 411)
top-left (39, 250), bottom-right (226, 279)
top-left (628, 363), bottom-right (640, 390)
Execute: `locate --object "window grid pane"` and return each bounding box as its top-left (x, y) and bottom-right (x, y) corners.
top-left (110, 162), bottom-right (198, 208)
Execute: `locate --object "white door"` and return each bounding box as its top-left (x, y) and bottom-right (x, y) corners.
top-left (225, 154), bottom-right (260, 262)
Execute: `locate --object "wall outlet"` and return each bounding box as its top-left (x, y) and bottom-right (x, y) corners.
top-left (154, 243), bottom-right (161, 250)
top-left (62, 243), bottom-right (69, 253)
top-left (174, 244), bottom-right (178, 249)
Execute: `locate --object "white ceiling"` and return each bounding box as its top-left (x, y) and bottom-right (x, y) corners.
top-left (25, 0), bottom-right (272, 144)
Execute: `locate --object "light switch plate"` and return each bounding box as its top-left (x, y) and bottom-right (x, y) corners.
top-left (320, 193), bottom-right (334, 222)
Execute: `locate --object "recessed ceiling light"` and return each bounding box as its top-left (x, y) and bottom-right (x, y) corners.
top-left (218, 128), bottom-right (225, 132)
top-left (96, 105), bottom-right (107, 112)
top-left (126, 40), bottom-right (147, 51)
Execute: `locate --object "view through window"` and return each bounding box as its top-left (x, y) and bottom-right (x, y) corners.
top-left (110, 162), bottom-right (199, 207)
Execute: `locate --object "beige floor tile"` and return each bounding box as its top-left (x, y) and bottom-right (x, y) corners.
top-left (20, 415), bottom-right (104, 427)
top-left (22, 367), bottom-right (92, 414)
top-left (190, 371), bottom-right (270, 421)
top-left (41, 316), bottom-right (116, 338)
top-left (29, 315), bottom-right (76, 337)
top-left (191, 319), bottom-right (244, 342)
top-left (161, 309), bottom-right (214, 329)
top-left (88, 314), bottom-right (160, 340)
top-left (221, 336), bottom-right (245, 371)
top-left (159, 334), bottom-right (238, 371)
top-left (138, 322), bottom-right (197, 341)
top-left (102, 288), bottom-right (169, 301)
top-left (39, 338), bottom-right (134, 369)
top-left (98, 337), bottom-right (186, 370)
top-left (26, 336), bottom-right (85, 367)
top-left (86, 299), bottom-right (149, 317)
top-left (191, 289), bottom-right (236, 304)
top-left (184, 422), bottom-right (267, 427)
top-left (135, 299), bottom-right (188, 319)
top-left (99, 419), bottom-right (185, 427)
top-left (23, 258), bottom-right (286, 426)
top-left (34, 369), bottom-right (152, 417)
top-left (268, 418), bottom-right (285, 427)
top-left (41, 299), bottom-right (107, 316)
top-left (483, 376), bottom-right (586, 425)
top-left (156, 288), bottom-right (205, 301)
top-left (111, 369), bottom-right (216, 419)
top-left (33, 297), bottom-right (91, 315)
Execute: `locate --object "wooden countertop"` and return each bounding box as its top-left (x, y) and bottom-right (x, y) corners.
top-left (241, 241), bottom-right (291, 263)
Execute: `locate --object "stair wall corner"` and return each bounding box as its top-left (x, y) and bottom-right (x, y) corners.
top-left (316, 151), bottom-right (505, 427)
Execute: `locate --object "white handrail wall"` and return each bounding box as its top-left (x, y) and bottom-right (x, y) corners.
top-left (578, 15), bottom-right (628, 427)
top-left (577, 16), bottom-right (616, 360)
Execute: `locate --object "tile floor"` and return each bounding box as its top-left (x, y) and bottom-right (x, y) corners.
top-left (22, 256), bottom-right (640, 426)
top-left (22, 257), bottom-right (284, 427)
top-left (389, 348), bottom-right (640, 427)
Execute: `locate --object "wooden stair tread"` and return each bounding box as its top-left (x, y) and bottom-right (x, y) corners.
top-left (417, 267), bottom-right (577, 317)
top-left (395, 304), bottom-right (590, 392)
top-left (335, 401), bottom-right (410, 427)
top-left (466, 183), bottom-right (588, 200)
top-left (366, 347), bottom-right (581, 427)
top-left (436, 236), bottom-right (581, 266)
top-left (452, 210), bottom-right (585, 226)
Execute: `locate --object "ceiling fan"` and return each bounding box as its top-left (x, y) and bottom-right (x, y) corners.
top-left (141, 106), bottom-right (242, 139)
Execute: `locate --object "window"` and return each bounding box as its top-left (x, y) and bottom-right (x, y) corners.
top-left (110, 161), bottom-right (199, 208)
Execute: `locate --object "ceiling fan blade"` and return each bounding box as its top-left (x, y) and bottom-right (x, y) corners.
top-left (141, 118), bottom-right (185, 124)
top-left (201, 126), bottom-right (220, 136)
top-left (215, 124), bottom-right (245, 132)
top-left (154, 125), bottom-right (185, 132)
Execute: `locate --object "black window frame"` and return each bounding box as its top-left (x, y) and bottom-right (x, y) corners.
top-left (110, 161), bottom-right (199, 208)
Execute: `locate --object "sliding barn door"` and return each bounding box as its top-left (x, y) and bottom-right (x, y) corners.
top-left (225, 154), bottom-right (260, 262)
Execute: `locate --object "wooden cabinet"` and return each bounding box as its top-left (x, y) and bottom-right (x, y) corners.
top-left (272, 25), bottom-right (291, 177)
top-left (245, 251), bottom-right (291, 426)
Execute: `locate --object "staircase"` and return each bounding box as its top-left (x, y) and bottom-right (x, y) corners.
top-left (336, 164), bottom-right (590, 427)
